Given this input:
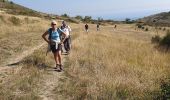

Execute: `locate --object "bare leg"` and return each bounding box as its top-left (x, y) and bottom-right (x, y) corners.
top-left (54, 52), bottom-right (59, 65)
top-left (58, 51), bottom-right (62, 65)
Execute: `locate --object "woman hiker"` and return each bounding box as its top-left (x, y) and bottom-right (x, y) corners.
top-left (42, 20), bottom-right (67, 71)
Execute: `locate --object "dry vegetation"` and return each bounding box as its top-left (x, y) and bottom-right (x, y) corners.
top-left (0, 49), bottom-right (48, 100)
top-left (0, 12), bottom-right (170, 99)
top-left (56, 24), bottom-right (170, 99)
top-left (0, 13), bottom-right (50, 65)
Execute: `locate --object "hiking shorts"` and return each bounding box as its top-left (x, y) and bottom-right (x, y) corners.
top-left (50, 44), bottom-right (62, 53)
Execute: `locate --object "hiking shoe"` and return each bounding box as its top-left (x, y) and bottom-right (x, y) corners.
top-left (66, 51), bottom-right (70, 55)
top-left (54, 64), bottom-right (60, 69)
top-left (59, 64), bottom-right (63, 71)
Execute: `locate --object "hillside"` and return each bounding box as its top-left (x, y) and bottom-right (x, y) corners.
top-left (0, 0), bottom-right (45, 17)
top-left (138, 11), bottom-right (170, 26)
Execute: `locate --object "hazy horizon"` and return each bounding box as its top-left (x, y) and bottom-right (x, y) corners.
top-left (10, 0), bottom-right (170, 21)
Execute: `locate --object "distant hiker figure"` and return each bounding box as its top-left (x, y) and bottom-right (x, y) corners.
top-left (114, 24), bottom-right (117, 29)
top-left (85, 24), bottom-right (89, 33)
top-left (42, 20), bottom-right (67, 72)
top-left (97, 23), bottom-right (100, 31)
top-left (61, 21), bottom-right (72, 54)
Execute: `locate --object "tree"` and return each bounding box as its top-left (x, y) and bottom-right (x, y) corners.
top-left (61, 13), bottom-right (69, 18)
top-left (83, 16), bottom-right (92, 22)
top-left (75, 15), bottom-right (83, 20)
top-left (98, 17), bottom-right (103, 22)
top-left (125, 18), bottom-right (131, 23)
top-left (10, 1), bottom-right (14, 4)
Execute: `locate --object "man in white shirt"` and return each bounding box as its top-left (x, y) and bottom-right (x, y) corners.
top-left (61, 21), bottom-right (72, 54)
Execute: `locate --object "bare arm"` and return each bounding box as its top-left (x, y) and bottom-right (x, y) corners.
top-left (42, 31), bottom-right (50, 44)
top-left (60, 30), bottom-right (67, 43)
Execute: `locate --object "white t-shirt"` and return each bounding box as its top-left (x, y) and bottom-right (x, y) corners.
top-left (62, 26), bottom-right (71, 37)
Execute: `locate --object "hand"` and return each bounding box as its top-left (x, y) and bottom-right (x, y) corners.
top-left (47, 41), bottom-right (50, 44)
top-left (59, 42), bottom-right (64, 45)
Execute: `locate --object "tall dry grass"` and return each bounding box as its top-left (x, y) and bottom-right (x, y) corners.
top-left (57, 24), bottom-right (170, 99)
top-left (0, 21), bottom-right (81, 100)
top-left (0, 13), bottom-right (50, 64)
top-left (0, 47), bottom-right (54, 100)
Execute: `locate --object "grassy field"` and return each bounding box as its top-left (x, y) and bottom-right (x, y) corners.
top-left (56, 24), bottom-right (170, 99)
top-left (0, 13), bottom-right (50, 65)
top-left (0, 13), bottom-right (170, 99)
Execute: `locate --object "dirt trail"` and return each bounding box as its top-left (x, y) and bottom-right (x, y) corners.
top-left (0, 41), bottom-right (67, 100)
top-left (0, 42), bottom-right (46, 70)
top-left (0, 42), bottom-right (46, 82)
top-left (38, 56), bottom-right (67, 100)
top-left (38, 72), bottom-right (63, 100)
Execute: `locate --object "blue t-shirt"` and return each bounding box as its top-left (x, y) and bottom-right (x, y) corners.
top-left (48, 28), bottom-right (63, 41)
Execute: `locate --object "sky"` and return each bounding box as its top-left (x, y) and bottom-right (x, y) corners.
top-left (10, 0), bottom-right (170, 20)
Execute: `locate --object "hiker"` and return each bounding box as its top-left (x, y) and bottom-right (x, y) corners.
top-left (85, 24), bottom-right (89, 32)
top-left (42, 20), bottom-right (67, 71)
top-left (60, 21), bottom-right (72, 54)
top-left (114, 24), bottom-right (117, 29)
top-left (97, 23), bottom-right (100, 31)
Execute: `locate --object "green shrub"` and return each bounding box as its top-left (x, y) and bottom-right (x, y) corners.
top-left (61, 13), bottom-right (69, 18)
top-left (9, 1), bottom-right (13, 4)
top-left (141, 26), bottom-right (145, 30)
top-left (163, 28), bottom-right (166, 31)
top-left (156, 80), bottom-right (170, 99)
top-left (75, 15), bottom-right (83, 21)
top-left (152, 35), bottom-right (161, 43)
top-left (160, 31), bottom-right (170, 48)
top-left (83, 16), bottom-right (92, 23)
top-left (67, 18), bottom-right (79, 24)
top-left (137, 24), bottom-right (142, 28)
top-left (145, 28), bottom-right (149, 31)
top-left (9, 16), bottom-right (21, 25)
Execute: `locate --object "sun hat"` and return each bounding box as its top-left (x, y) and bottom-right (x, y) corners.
top-left (51, 20), bottom-right (57, 25)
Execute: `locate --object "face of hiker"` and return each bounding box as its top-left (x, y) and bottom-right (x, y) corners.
top-left (63, 23), bottom-right (66, 27)
top-left (51, 23), bottom-right (57, 29)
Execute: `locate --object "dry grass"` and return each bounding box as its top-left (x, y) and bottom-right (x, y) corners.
top-left (0, 51), bottom-right (43, 100)
top-left (0, 13), bottom-right (50, 65)
top-left (0, 20), bottom-right (80, 99)
top-left (56, 24), bottom-right (170, 99)
top-left (1, 13), bottom-right (170, 99)
top-left (0, 47), bottom-right (54, 100)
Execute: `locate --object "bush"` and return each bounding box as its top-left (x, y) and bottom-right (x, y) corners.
top-left (83, 16), bottom-right (92, 23)
top-left (145, 28), bottom-right (149, 31)
top-left (137, 24), bottom-right (142, 28)
top-left (67, 18), bottom-right (79, 24)
top-left (141, 26), bottom-right (145, 30)
top-left (160, 32), bottom-right (170, 48)
top-left (152, 35), bottom-right (161, 43)
top-left (61, 13), bottom-right (69, 18)
top-left (9, 1), bottom-right (14, 4)
top-left (75, 15), bottom-right (83, 21)
top-left (9, 16), bottom-right (21, 25)
top-left (1, 0), bottom-right (6, 2)
top-left (163, 28), bottom-right (166, 31)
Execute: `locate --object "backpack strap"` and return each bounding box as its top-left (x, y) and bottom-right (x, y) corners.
top-left (48, 28), bottom-right (52, 40)
top-left (57, 28), bottom-right (63, 40)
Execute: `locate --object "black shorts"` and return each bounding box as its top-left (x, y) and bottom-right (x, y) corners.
top-left (50, 44), bottom-right (62, 53)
